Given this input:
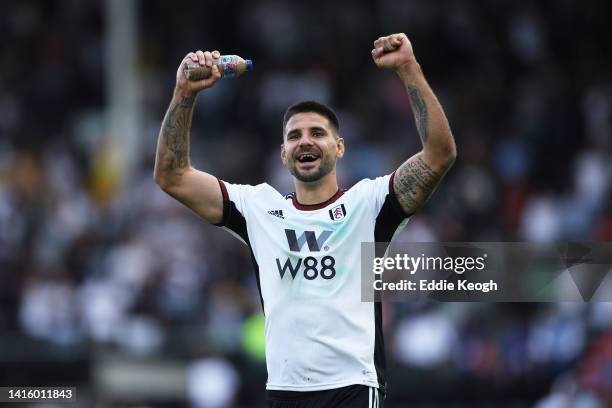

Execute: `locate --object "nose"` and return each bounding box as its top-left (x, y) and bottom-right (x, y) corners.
top-left (297, 133), bottom-right (314, 147)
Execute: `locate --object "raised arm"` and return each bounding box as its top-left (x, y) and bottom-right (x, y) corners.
top-left (154, 50), bottom-right (224, 224)
top-left (372, 33), bottom-right (457, 215)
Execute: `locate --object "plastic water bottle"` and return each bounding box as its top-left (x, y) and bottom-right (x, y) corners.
top-left (183, 55), bottom-right (253, 81)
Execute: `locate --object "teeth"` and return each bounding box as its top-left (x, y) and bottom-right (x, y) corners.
top-left (299, 154), bottom-right (316, 161)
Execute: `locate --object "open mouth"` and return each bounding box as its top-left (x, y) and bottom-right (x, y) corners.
top-left (296, 153), bottom-right (320, 163)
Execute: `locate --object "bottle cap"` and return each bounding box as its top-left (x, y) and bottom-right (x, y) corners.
top-left (246, 59), bottom-right (254, 72)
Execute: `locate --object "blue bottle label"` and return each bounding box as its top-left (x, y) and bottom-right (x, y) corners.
top-left (221, 55), bottom-right (238, 77)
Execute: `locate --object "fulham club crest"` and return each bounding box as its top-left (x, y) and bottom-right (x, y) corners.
top-left (329, 204), bottom-right (347, 221)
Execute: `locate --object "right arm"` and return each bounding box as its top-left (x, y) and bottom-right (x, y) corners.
top-left (154, 50), bottom-right (224, 224)
top-left (371, 34), bottom-right (456, 215)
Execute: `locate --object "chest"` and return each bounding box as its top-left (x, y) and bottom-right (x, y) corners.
top-left (246, 195), bottom-right (373, 258)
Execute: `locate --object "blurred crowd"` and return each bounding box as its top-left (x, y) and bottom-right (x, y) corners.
top-left (0, 0), bottom-right (611, 407)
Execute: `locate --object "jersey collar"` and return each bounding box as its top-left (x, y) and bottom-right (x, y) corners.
top-left (290, 189), bottom-right (344, 211)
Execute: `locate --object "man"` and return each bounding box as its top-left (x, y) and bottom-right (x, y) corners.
top-left (155, 33), bottom-right (456, 408)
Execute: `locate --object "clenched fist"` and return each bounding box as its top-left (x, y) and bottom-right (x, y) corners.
top-left (371, 33), bottom-right (416, 71)
top-left (175, 50), bottom-right (222, 96)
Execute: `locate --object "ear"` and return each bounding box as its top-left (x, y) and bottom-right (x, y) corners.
top-left (336, 137), bottom-right (345, 159)
top-left (280, 143), bottom-right (287, 165)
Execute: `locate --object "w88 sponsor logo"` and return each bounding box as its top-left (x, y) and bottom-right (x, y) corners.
top-left (276, 256), bottom-right (336, 280)
top-left (277, 229), bottom-right (336, 280)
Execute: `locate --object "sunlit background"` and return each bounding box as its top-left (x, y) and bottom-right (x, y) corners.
top-left (0, 0), bottom-right (611, 407)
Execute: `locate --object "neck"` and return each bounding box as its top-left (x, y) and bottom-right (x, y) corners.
top-left (294, 170), bottom-right (339, 205)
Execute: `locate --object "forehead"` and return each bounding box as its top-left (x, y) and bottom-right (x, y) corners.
top-left (285, 112), bottom-right (332, 134)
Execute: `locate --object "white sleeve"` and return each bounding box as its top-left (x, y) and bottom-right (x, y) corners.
top-left (220, 180), bottom-right (253, 218)
top-left (356, 173), bottom-right (411, 241)
top-left (215, 179), bottom-right (256, 243)
top-left (359, 174), bottom-right (394, 218)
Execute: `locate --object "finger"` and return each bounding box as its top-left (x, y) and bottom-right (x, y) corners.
top-left (383, 37), bottom-right (396, 52)
top-left (212, 64), bottom-right (221, 78)
top-left (203, 51), bottom-right (213, 67)
top-left (373, 37), bottom-right (384, 49)
top-left (392, 34), bottom-right (402, 46)
top-left (193, 67), bottom-right (220, 89)
top-left (187, 52), bottom-right (197, 62)
top-left (371, 48), bottom-right (384, 58)
top-left (182, 58), bottom-right (198, 76)
top-left (212, 50), bottom-right (220, 59)
top-left (195, 50), bottom-right (205, 66)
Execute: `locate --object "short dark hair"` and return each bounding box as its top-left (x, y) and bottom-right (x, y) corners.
top-left (282, 100), bottom-right (340, 135)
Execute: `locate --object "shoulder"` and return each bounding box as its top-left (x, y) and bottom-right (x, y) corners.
top-left (347, 173), bottom-right (412, 219)
top-left (219, 181), bottom-right (286, 216)
top-left (221, 181), bottom-right (279, 198)
top-left (253, 182), bottom-right (285, 198)
top-left (346, 174), bottom-right (393, 197)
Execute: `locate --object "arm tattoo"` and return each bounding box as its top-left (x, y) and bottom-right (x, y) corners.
top-left (407, 85), bottom-right (428, 143)
top-left (161, 95), bottom-right (195, 171)
top-left (394, 156), bottom-right (441, 212)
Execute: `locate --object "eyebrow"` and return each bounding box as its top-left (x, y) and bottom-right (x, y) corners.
top-left (286, 126), bottom-right (328, 137)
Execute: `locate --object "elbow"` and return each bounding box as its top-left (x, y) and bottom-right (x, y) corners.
top-left (445, 140), bottom-right (457, 166)
top-left (155, 176), bottom-right (180, 198)
top-left (439, 131), bottom-right (457, 168)
top-left (430, 140), bottom-right (457, 171)
top-left (424, 138), bottom-right (456, 174)
top-left (154, 174), bottom-right (170, 192)
top-left (153, 166), bottom-right (164, 187)
top-left (154, 168), bottom-right (174, 193)
top-left (154, 165), bottom-right (189, 194)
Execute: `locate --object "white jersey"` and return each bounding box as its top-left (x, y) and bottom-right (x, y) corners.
top-left (216, 174), bottom-right (409, 392)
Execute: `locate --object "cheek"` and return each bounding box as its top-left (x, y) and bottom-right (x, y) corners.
top-left (324, 142), bottom-right (338, 156)
top-left (283, 146), bottom-right (293, 162)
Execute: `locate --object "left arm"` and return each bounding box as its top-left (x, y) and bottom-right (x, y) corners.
top-left (372, 33), bottom-right (457, 214)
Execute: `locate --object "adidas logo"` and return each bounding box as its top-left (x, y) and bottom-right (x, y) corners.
top-left (268, 210), bottom-right (284, 219)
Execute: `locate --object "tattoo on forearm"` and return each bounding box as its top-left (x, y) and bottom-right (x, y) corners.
top-left (407, 85), bottom-right (428, 143)
top-left (161, 95), bottom-right (195, 171)
top-left (394, 156), bottom-right (441, 212)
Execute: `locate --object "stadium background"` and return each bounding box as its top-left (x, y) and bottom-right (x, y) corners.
top-left (1, 0), bottom-right (611, 406)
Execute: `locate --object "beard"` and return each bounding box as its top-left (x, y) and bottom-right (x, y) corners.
top-left (288, 153), bottom-right (336, 182)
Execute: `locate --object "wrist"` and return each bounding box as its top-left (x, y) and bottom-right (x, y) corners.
top-left (394, 59), bottom-right (422, 82)
top-left (173, 87), bottom-right (198, 100)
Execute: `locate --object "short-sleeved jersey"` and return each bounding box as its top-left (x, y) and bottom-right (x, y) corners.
top-left (216, 174), bottom-right (410, 393)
